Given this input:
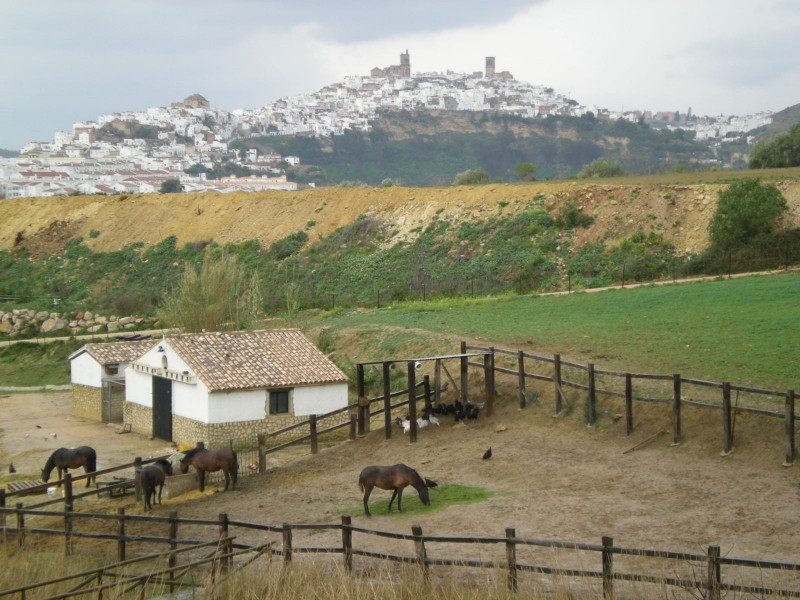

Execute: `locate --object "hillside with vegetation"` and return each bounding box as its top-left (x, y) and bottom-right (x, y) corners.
top-left (1, 170), bottom-right (800, 320)
top-left (233, 111), bottom-right (718, 186)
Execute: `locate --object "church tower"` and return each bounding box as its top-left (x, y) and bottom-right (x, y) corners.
top-left (485, 56), bottom-right (496, 78)
top-left (400, 50), bottom-right (411, 78)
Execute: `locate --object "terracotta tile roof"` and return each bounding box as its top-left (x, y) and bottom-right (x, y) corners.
top-left (165, 329), bottom-right (347, 392)
top-left (70, 340), bottom-right (154, 364)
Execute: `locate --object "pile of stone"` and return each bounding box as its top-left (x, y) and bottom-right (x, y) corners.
top-left (0, 309), bottom-right (157, 337)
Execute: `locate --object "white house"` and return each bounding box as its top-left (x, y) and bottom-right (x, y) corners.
top-left (123, 329), bottom-right (349, 447)
top-left (69, 340), bottom-right (155, 423)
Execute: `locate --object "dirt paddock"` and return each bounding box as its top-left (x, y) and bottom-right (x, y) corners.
top-left (2, 389), bottom-right (799, 591)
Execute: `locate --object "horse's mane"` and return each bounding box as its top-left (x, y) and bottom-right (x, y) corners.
top-left (43, 449), bottom-right (62, 473)
top-left (181, 447), bottom-right (204, 461)
top-left (153, 458), bottom-right (172, 469)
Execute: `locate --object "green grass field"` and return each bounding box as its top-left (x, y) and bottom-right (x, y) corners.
top-left (309, 271), bottom-right (800, 392)
top-left (349, 484), bottom-right (494, 518)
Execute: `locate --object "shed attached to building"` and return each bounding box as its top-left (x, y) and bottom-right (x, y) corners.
top-left (69, 340), bottom-right (155, 423)
top-left (123, 329), bottom-right (349, 447)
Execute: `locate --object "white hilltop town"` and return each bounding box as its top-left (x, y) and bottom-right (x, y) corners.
top-left (0, 52), bottom-right (774, 199)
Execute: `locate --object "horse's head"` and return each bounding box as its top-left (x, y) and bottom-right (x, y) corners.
top-left (418, 485), bottom-right (431, 506)
top-left (179, 458), bottom-right (190, 474)
top-left (41, 468), bottom-right (50, 483)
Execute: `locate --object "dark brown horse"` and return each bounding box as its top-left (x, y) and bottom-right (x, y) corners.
top-left (140, 459), bottom-right (173, 511)
top-left (358, 464), bottom-right (433, 517)
top-left (179, 447), bottom-right (238, 492)
top-left (41, 446), bottom-right (97, 487)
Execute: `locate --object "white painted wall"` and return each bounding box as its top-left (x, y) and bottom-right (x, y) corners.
top-left (173, 380), bottom-right (209, 422)
top-left (207, 389), bottom-right (266, 423)
top-left (125, 366), bottom-right (153, 407)
top-left (293, 383), bottom-right (348, 416)
top-left (70, 353), bottom-right (103, 387)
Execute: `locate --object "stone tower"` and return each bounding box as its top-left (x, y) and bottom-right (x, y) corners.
top-left (400, 50), bottom-right (411, 78)
top-left (485, 57), bottom-right (495, 78)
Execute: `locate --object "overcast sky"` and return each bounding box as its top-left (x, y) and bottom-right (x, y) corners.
top-left (1, 0), bottom-right (798, 150)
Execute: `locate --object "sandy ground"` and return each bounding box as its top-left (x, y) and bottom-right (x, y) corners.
top-left (2, 388), bottom-right (799, 577)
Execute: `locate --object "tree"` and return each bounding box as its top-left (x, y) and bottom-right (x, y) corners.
top-left (708, 178), bottom-right (787, 249)
top-left (749, 123), bottom-right (800, 168)
top-left (515, 162), bottom-right (537, 182)
top-left (158, 252), bottom-right (262, 332)
top-left (453, 168), bottom-right (489, 185)
top-left (159, 178), bottom-right (183, 194)
top-left (578, 158), bottom-right (625, 179)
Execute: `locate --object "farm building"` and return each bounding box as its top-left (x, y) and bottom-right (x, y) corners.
top-left (69, 339), bottom-right (155, 423)
top-left (123, 329), bottom-right (349, 447)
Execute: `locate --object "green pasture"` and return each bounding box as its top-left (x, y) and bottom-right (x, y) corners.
top-left (348, 484), bottom-right (495, 518)
top-left (309, 271), bottom-right (800, 392)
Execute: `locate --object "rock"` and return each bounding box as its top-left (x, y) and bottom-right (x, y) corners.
top-left (107, 321), bottom-right (120, 333)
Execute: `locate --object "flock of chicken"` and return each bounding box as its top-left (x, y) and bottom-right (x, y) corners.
top-left (394, 400), bottom-right (484, 434)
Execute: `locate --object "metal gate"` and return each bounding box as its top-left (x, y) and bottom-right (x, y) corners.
top-left (152, 376), bottom-right (173, 442)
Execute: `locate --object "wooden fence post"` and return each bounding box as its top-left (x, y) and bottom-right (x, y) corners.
top-left (63, 473), bottom-right (74, 556)
top-left (117, 508), bottom-right (126, 562)
top-left (257, 433), bottom-right (267, 473)
top-left (672, 375), bottom-right (682, 446)
top-left (506, 527), bottom-right (518, 592)
top-left (356, 364), bottom-right (366, 436)
top-left (349, 415), bottom-right (357, 441)
top-left (722, 382), bottom-right (733, 456)
top-left (784, 389), bottom-right (795, 467)
top-left (587, 363), bottom-right (597, 425)
top-left (434, 359), bottom-right (442, 406)
top-left (517, 351), bottom-right (527, 409)
top-left (341, 515), bottom-right (353, 572)
top-left (169, 510), bottom-right (179, 560)
top-left (15, 502), bottom-right (24, 549)
top-left (460, 341), bottom-right (468, 404)
top-left (0, 489), bottom-right (6, 544)
top-left (133, 457), bottom-right (143, 501)
top-left (282, 523), bottom-right (293, 565)
top-left (423, 375), bottom-right (432, 411)
top-left (625, 374), bottom-right (633, 435)
top-left (602, 535), bottom-right (614, 600)
top-left (309, 414), bottom-right (318, 455)
top-left (484, 348), bottom-right (495, 417)
top-left (408, 361), bottom-right (418, 443)
top-left (707, 545), bottom-right (721, 600)
top-left (412, 525), bottom-right (428, 582)
top-left (553, 354), bottom-right (563, 415)
top-left (218, 513), bottom-right (230, 573)
top-left (383, 362), bottom-right (392, 440)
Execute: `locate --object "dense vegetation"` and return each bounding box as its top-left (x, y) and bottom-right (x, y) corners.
top-left (749, 122), bottom-right (800, 168)
top-left (2, 183), bottom-right (798, 322)
top-left (232, 111), bottom-right (714, 186)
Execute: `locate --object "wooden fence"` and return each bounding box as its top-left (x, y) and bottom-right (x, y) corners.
top-left (464, 343), bottom-right (797, 466)
top-left (2, 507), bottom-right (799, 599)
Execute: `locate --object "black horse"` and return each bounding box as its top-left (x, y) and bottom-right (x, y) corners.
top-left (358, 464), bottom-right (434, 517)
top-left (41, 446), bottom-right (97, 487)
top-left (140, 459), bottom-right (173, 511)
top-left (179, 447), bottom-right (238, 492)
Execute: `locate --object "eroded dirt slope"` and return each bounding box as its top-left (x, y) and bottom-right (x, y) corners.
top-left (3, 178), bottom-right (800, 258)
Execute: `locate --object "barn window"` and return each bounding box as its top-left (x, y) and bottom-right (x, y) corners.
top-left (269, 390), bottom-right (290, 414)
top-left (105, 364), bottom-right (119, 376)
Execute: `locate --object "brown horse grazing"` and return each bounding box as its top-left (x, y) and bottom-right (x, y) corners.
top-left (140, 459), bottom-right (173, 511)
top-left (358, 464), bottom-right (432, 517)
top-left (179, 447), bottom-right (238, 492)
top-left (41, 446), bottom-right (97, 487)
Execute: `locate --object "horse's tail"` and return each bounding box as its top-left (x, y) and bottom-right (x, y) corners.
top-left (358, 472), bottom-right (365, 493)
top-left (231, 451), bottom-right (239, 481)
top-left (88, 448), bottom-right (97, 473)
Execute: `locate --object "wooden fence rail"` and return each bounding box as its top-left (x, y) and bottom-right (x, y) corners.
top-left (465, 343), bottom-right (797, 466)
top-left (2, 507), bottom-right (799, 599)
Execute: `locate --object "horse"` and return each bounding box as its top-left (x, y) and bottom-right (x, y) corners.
top-left (179, 447), bottom-right (238, 492)
top-left (140, 459), bottom-right (173, 511)
top-left (358, 464), bottom-right (433, 517)
top-left (41, 446), bottom-right (97, 487)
